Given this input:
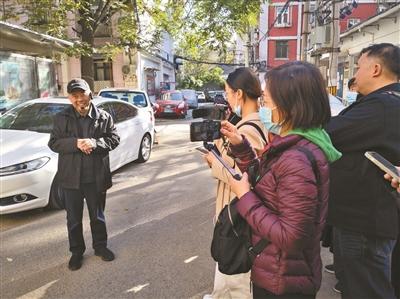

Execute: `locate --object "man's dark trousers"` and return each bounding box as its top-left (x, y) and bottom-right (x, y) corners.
top-left (333, 227), bottom-right (396, 299)
top-left (63, 183), bottom-right (107, 255)
top-left (393, 234), bottom-right (400, 299)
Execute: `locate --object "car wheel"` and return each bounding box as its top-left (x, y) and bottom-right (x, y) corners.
top-left (46, 180), bottom-right (64, 210)
top-left (137, 133), bottom-right (152, 163)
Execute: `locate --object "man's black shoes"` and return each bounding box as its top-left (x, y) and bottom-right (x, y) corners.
top-left (67, 249), bottom-right (113, 271)
top-left (95, 247), bottom-right (115, 261)
top-left (68, 254), bottom-right (83, 271)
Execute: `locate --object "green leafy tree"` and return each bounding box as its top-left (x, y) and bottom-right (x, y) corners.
top-left (1, 0), bottom-right (21, 21)
top-left (176, 0), bottom-right (264, 58)
top-left (2, 0), bottom-right (265, 89)
top-left (178, 63), bottom-right (225, 90)
top-left (2, 0), bottom-right (184, 89)
top-left (175, 0), bottom-right (264, 91)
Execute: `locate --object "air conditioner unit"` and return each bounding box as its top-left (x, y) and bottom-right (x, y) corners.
top-left (309, 24), bottom-right (332, 49)
top-left (122, 64), bottom-right (136, 75)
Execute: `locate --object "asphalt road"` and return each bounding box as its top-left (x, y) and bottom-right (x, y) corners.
top-left (0, 117), bottom-right (340, 299)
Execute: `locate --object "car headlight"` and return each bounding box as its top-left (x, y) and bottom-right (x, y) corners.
top-left (0, 157), bottom-right (50, 177)
top-left (178, 102), bottom-right (184, 109)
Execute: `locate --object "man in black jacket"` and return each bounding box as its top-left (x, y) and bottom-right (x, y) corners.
top-left (48, 78), bottom-right (120, 271)
top-left (327, 43), bottom-right (400, 299)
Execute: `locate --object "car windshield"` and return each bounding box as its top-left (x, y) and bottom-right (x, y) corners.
top-left (99, 91), bottom-right (148, 107)
top-left (181, 90), bottom-right (195, 99)
top-left (162, 92), bottom-right (183, 101)
top-left (0, 102), bottom-right (69, 133)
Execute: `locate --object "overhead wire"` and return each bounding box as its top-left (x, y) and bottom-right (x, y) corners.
top-left (175, 0), bottom-right (294, 67)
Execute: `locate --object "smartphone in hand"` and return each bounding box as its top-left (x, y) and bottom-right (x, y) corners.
top-left (197, 145), bottom-right (241, 180)
top-left (209, 149), bottom-right (242, 181)
top-left (195, 147), bottom-right (209, 154)
top-left (365, 151), bottom-right (400, 181)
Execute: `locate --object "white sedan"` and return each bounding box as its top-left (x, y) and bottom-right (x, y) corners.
top-left (0, 97), bottom-right (154, 214)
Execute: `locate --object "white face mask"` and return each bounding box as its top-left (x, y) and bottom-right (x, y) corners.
top-left (233, 94), bottom-right (241, 117)
top-left (346, 91), bottom-right (358, 104)
top-left (259, 106), bottom-right (282, 135)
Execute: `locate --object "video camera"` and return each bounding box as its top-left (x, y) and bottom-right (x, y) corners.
top-left (189, 104), bottom-right (241, 142)
top-left (190, 104), bottom-right (243, 181)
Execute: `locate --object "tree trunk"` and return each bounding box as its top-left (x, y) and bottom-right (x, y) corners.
top-left (80, 22), bottom-right (95, 91)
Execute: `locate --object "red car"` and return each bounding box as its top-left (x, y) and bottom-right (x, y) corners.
top-left (155, 90), bottom-right (188, 118)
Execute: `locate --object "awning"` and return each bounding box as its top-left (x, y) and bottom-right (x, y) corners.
top-left (0, 21), bottom-right (73, 57)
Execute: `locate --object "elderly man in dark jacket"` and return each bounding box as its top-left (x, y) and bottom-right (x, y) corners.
top-left (48, 78), bottom-right (120, 271)
top-left (327, 43), bottom-right (400, 299)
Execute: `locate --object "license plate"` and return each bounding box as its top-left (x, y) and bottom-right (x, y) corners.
top-left (164, 108), bottom-right (173, 113)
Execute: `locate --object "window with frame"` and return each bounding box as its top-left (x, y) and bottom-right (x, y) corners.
top-left (275, 41), bottom-right (289, 59)
top-left (94, 23), bottom-right (112, 37)
top-left (146, 74), bottom-right (155, 96)
top-left (308, 3), bottom-right (316, 25)
top-left (94, 60), bottom-right (112, 81)
top-left (347, 18), bottom-right (360, 29)
top-left (97, 103), bottom-right (115, 121)
top-left (110, 102), bottom-right (138, 123)
top-left (0, 103), bottom-right (68, 133)
top-left (275, 6), bottom-right (291, 27)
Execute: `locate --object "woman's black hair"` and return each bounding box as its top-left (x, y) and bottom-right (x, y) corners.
top-left (360, 43), bottom-right (400, 79)
top-left (226, 67), bottom-right (262, 100)
top-left (348, 77), bottom-right (356, 89)
top-left (265, 61), bottom-right (331, 129)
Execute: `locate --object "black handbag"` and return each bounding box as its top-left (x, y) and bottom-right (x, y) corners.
top-left (210, 197), bottom-right (269, 275)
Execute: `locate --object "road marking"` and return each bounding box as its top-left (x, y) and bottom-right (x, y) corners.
top-left (126, 283), bottom-right (150, 293)
top-left (184, 255), bottom-right (198, 263)
top-left (16, 280), bottom-right (58, 299)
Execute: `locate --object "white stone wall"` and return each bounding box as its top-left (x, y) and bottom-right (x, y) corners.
top-left (339, 6), bottom-right (399, 100)
top-left (340, 13), bottom-right (400, 56)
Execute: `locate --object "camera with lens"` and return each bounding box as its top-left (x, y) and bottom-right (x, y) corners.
top-left (190, 103), bottom-right (241, 142)
top-left (190, 104), bottom-right (227, 142)
top-left (190, 119), bottom-right (222, 142)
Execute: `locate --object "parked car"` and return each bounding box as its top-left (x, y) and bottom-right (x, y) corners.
top-left (196, 91), bottom-right (206, 103)
top-left (181, 89), bottom-right (198, 109)
top-left (207, 90), bottom-right (225, 104)
top-left (150, 101), bottom-right (159, 114)
top-left (155, 90), bottom-right (188, 118)
top-left (0, 97), bottom-right (154, 214)
top-left (214, 93), bottom-right (227, 105)
top-left (98, 88), bottom-right (155, 129)
top-left (329, 94), bottom-right (346, 116)
top-left (0, 98), bottom-right (24, 114)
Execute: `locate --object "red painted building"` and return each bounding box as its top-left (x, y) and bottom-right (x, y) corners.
top-left (256, 0), bottom-right (379, 72)
top-left (339, 2), bottom-right (378, 32)
top-left (263, 0), bottom-right (302, 69)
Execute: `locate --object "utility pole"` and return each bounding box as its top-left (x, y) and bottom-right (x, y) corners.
top-left (328, 0), bottom-right (340, 95)
top-left (244, 28), bottom-right (251, 67)
top-left (312, 0), bottom-right (321, 67)
top-left (301, 1), bottom-right (310, 61)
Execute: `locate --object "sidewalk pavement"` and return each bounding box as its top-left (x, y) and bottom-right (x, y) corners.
top-left (318, 246), bottom-right (341, 299)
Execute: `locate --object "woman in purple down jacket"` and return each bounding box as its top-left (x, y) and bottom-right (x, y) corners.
top-left (220, 61), bottom-right (342, 299)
